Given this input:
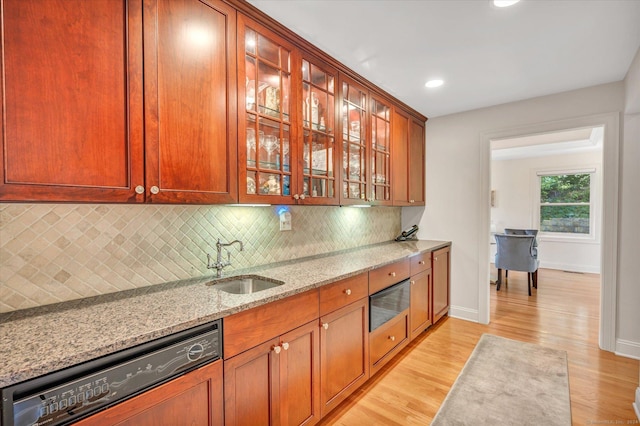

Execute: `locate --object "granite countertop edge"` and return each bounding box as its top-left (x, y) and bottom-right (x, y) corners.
top-left (0, 239), bottom-right (450, 388)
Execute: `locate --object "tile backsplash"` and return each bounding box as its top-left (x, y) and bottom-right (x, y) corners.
top-left (0, 204), bottom-right (400, 313)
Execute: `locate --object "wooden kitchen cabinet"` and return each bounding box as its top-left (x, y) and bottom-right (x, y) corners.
top-left (0, 0), bottom-right (144, 202)
top-left (237, 14), bottom-right (300, 204)
top-left (409, 252), bottom-right (432, 340)
top-left (142, 0), bottom-right (238, 203)
top-left (392, 107), bottom-right (425, 206)
top-left (224, 320), bottom-right (320, 426)
top-left (432, 246), bottom-right (451, 324)
top-left (75, 360), bottom-right (223, 426)
top-left (223, 289), bottom-right (320, 425)
top-left (319, 275), bottom-right (369, 417)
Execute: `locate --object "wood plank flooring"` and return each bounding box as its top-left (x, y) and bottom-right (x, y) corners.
top-left (318, 268), bottom-right (639, 425)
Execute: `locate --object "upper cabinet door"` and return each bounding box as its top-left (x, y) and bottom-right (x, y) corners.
top-left (237, 14), bottom-right (299, 204)
top-left (0, 0), bottom-right (144, 202)
top-left (143, 0), bottom-right (237, 203)
top-left (298, 54), bottom-right (339, 205)
top-left (408, 117), bottom-right (425, 205)
top-left (369, 93), bottom-right (392, 205)
top-left (339, 75), bottom-right (369, 205)
top-left (392, 107), bottom-right (425, 206)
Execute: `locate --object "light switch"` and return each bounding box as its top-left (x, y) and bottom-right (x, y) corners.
top-left (279, 211), bottom-right (291, 231)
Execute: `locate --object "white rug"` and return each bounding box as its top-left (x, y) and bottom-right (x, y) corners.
top-left (431, 334), bottom-right (571, 425)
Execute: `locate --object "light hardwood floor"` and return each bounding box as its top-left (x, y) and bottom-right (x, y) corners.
top-left (319, 268), bottom-right (640, 425)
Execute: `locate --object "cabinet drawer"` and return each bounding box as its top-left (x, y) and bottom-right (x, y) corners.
top-left (319, 273), bottom-right (368, 316)
top-left (369, 311), bottom-right (409, 366)
top-left (410, 252), bottom-right (431, 275)
top-left (224, 289), bottom-right (319, 358)
top-left (369, 259), bottom-right (410, 294)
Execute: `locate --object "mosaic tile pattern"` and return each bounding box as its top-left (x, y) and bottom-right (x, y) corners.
top-left (0, 204), bottom-right (400, 312)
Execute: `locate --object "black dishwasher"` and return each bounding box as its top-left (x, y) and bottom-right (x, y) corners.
top-left (1, 319), bottom-right (221, 426)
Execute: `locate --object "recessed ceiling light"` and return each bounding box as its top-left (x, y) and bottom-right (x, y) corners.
top-left (493, 0), bottom-right (520, 7)
top-left (425, 79), bottom-right (444, 88)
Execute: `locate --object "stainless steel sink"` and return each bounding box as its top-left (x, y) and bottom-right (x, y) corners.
top-left (207, 275), bottom-right (284, 294)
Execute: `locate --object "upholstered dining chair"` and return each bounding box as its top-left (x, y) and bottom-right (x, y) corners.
top-left (504, 228), bottom-right (539, 255)
top-left (494, 234), bottom-right (539, 296)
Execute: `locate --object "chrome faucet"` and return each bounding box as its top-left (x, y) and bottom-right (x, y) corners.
top-left (207, 239), bottom-right (244, 278)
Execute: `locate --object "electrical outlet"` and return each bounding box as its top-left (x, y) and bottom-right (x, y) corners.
top-left (279, 211), bottom-right (291, 231)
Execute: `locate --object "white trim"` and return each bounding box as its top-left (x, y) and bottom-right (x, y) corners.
top-left (481, 112), bottom-right (619, 352)
top-left (448, 305), bottom-right (479, 323)
top-left (634, 387), bottom-right (640, 422)
top-left (615, 339), bottom-right (640, 360)
top-left (539, 261), bottom-right (600, 274)
top-left (536, 168), bottom-right (596, 176)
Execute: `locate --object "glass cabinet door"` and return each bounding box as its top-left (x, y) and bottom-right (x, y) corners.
top-left (239, 16), bottom-right (296, 203)
top-left (300, 56), bottom-right (338, 204)
top-left (340, 77), bottom-right (368, 204)
top-left (370, 95), bottom-right (391, 204)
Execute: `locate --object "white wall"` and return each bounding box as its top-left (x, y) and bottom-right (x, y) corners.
top-left (491, 151), bottom-right (603, 273)
top-left (618, 46), bottom-right (640, 359)
top-left (404, 81), bottom-right (625, 336)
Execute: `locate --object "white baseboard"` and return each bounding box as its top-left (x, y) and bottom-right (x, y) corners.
top-left (448, 305), bottom-right (479, 323)
top-left (539, 260), bottom-right (600, 274)
top-left (634, 387), bottom-right (640, 421)
top-left (615, 339), bottom-right (640, 360)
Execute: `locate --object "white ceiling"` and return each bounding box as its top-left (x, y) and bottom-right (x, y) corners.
top-left (247, 0), bottom-right (640, 118)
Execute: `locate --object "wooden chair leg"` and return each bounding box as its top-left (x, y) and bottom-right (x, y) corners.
top-left (505, 270), bottom-right (509, 279)
top-left (533, 270), bottom-right (538, 289)
top-left (496, 269), bottom-right (502, 291)
top-left (527, 273), bottom-right (532, 296)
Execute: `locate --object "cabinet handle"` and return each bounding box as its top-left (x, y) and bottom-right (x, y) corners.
top-left (273, 345), bottom-right (281, 354)
top-left (418, 260), bottom-right (425, 265)
top-left (135, 185), bottom-right (145, 194)
top-left (322, 323), bottom-right (329, 330)
top-left (411, 280), bottom-right (415, 285)
top-left (150, 186), bottom-right (159, 195)
top-left (300, 194), bottom-right (306, 200)
top-left (293, 194), bottom-right (300, 200)
top-left (282, 342), bottom-right (289, 351)
top-left (389, 272), bottom-right (396, 277)
top-left (389, 336), bottom-right (395, 342)
top-left (344, 289), bottom-right (352, 296)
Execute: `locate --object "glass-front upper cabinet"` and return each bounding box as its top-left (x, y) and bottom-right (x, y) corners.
top-left (299, 55), bottom-right (339, 204)
top-left (340, 76), bottom-right (369, 204)
top-left (237, 15), bottom-right (298, 203)
top-left (369, 93), bottom-right (392, 205)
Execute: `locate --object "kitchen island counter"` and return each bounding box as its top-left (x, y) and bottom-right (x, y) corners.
top-left (0, 239), bottom-right (449, 388)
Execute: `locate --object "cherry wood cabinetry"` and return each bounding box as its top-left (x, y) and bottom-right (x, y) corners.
top-left (432, 246), bottom-right (451, 324)
top-left (392, 107), bottom-right (425, 206)
top-left (143, 0), bottom-right (237, 203)
top-left (369, 308), bottom-right (409, 377)
top-left (0, 0), bottom-right (144, 202)
top-left (368, 259), bottom-right (410, 295)
top-left (318, 274), bottom-right (369, 416)
top-left (75, 360), bottom-right (223, 426)
top-left (223, 289), bottom-right (320, 426)
top-left (409, 252), bottom-right (432, 340)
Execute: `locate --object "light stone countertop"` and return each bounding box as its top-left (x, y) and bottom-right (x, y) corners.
top-left (0, 239), bottom-right (449, 388)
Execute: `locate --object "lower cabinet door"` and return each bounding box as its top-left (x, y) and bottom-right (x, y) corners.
top-left (74, 360), bottom-right (223, 426)
top-left (224, 337), bottom-right (281, 426)
top-left (432, 246), bottom-right (451, 324)
top-left (410, 269), bottom-right (432, 340)
top-left (280, 321), bottom-right (321, 426)
top-left (319, 298), bottom-right (369, 417)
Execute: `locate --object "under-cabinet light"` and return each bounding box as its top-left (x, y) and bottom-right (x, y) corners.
top-left (225, 204), bottom-right (272, 207)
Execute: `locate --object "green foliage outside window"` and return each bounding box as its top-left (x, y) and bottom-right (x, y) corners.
top-left (540, 173), bottom-right (591, 234)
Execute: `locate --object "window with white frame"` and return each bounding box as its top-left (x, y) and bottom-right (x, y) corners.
top-left (538, 170), bottom-right (594, 235)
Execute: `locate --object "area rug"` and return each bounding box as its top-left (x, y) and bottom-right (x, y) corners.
top-left (431, 334), bottom-right (571, 425)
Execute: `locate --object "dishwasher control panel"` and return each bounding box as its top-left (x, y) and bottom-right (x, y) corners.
top-left (1, 320), bottom-right (221, 426)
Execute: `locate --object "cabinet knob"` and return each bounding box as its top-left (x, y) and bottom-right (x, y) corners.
top-left (322, 323), bottom-right (329, 330)
top-left (299, 194), bottom-right (306, 200)
top-left (344, 289), bottom-right (352, 296)
top-left (389, 272), bottom-right (396, 277)
top-left (273, 345), bottom-right (281, 354)
top-left (282, 342), bottom-right (289, 351)
top-left (389, 336), bottom-right (395, 342)
top-left (418, 260), bottom-right (425, 265)
top-left (411, 280), bottom-right (415, 285)
top-left (409, 199), bottom-right (415, 203)
top-left (293, 194), bottom-right (299, 200)
top-left (150, 186), bottom-right (159, 194)
top-left (134, 185), bottom-right (145, 194)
